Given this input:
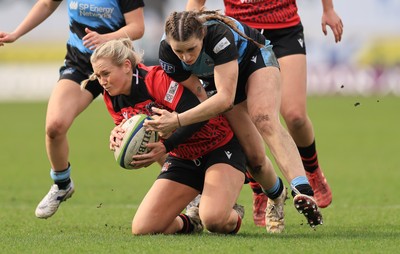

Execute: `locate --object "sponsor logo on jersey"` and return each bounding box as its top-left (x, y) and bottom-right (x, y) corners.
top-left (213, 37), bottom-right (230, 54)
top-left (70, 1), bottom-right (78, 10)
top-left (159, 60), bottom-right (175, 74)
top-left (165, 81), bottom-right (179, 103)
top-left (62, 67), bottom-right (76, 75)
top-left (74, 2), bottom-right (114, 19)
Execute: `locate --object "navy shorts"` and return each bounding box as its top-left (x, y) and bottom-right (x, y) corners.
top-left (58, 64), bottom-right (103, 98)
top-left (235, 40), bottom-right (280, 104)
top-left (157, 136), bottom-right (247, 192)
top-left (259, 22), bottom-right (307, 58)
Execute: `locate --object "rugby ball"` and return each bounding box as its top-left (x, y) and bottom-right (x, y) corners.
top-left (114, 114), bottom-right (158, 169)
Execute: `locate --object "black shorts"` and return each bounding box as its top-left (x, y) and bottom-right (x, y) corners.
top-left (59, 64), bottom-right (103, 98)
top-left (235, 41), bottom-right (280, 104)
top-left (259, 22), bottom-right (307, 59)
top-left (157, 136), bottom-right (247, 192)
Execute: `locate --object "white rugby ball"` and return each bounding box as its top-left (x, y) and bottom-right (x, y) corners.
top-left (114, 114), bottom-right (158, 169)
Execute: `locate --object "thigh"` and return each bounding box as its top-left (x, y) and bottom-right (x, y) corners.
top-left (200, 163), bottom-right (244, 218)
top-left (246, 67), bottom-right (282, 123)
top-left (224, 104), bottom-right (267, 164)
top-left (132, 179), bottom-right (198, 234)
top-left (278, 54), bottom-right (308, 118)
top-left (46, 79), bottom-right (94, 129)
top-left (200, 138), bottom-right (246, 215)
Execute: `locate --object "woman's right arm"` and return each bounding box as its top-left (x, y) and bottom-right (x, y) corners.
top-left (0, 0), bottom-right (61, 45)
top-left (186, 0), bottom-right (206, 11)
top-left (145, 60), bottom-right (238, 133)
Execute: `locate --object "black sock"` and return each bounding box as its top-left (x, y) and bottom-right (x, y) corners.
top-left (56, 178), bottom-right (71, 190)
top-left (298, 140), bottom-right (319, 173)
top-left (54, 163), bottom-right (71, 190)
top-left (291, 184), bottom-right (314, 198)
top-left (177, 214), bottom-right (194, 234)
top-left (266, 177), bottom-right (284, 200)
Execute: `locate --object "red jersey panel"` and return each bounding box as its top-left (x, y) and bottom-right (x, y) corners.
top-left (224, 0), bottom-right (300, 29)
top-left (103, 64), bottom-right (233, 160)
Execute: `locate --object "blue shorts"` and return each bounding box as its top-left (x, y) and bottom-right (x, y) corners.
top-left (235, 40), bottom-right (280, 104)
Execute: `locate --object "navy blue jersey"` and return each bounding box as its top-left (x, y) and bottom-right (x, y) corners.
top-left (62, 0), bottom-right (144, 76)
top-left (159, 19), bottom-right (265, 94)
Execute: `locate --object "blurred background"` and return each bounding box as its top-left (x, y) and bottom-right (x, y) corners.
top-left (1, 0), bottom-right (399, 101)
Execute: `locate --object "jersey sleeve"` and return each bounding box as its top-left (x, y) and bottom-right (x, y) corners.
top-left (119, 0), bottom-right (145, 13)
top-left (159, 39), bottom-right (192, 83)
top-left (144, 65), bottom-right (185, 110)
top-left (204, 23), bottom-right (239, 66)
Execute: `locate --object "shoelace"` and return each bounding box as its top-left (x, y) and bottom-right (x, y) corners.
top-left (291, 184), bottom-right (301, 196)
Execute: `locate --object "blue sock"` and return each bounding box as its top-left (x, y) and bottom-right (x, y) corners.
top-left (290, 176), bottom-right (309, 191)
top-left (50, 164), bottom-right (71, 189)
top-left (262, 176), bottom-right (283, 199)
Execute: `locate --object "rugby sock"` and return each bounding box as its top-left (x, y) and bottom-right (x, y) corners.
top-left (245, 171), bottom-right (263, 194)
top-left (262, 176), bottom-right (284, 200)
top-left (229, 214), bottom-right (242, 234)
top-left (298, 140), bottom-right (319, 173)
top-left (178, 214), bottom-right (194, 234)
top-left (50, 163), bottom-right (71, 190)
top-left (290, 176), bottom-right (314, 197)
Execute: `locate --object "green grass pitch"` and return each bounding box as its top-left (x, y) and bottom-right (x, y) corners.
top-left (0, 96), bottom-right (399, 253)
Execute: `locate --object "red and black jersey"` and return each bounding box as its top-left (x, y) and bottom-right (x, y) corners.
top-left (103, 63), bottom-right (234, 160)
top-left (224, 0), bottom-right (300, 29)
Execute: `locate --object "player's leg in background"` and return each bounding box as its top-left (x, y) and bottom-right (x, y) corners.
top-left (35, 79), bottom-right (93, 219)
top-left (278, 54), bottom-right (332, 208)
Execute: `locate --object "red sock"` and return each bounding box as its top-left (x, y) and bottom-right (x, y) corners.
top-left (246, 171), bottom-right (262, 194)
top-left (229, 214), bottom-right (242, 234)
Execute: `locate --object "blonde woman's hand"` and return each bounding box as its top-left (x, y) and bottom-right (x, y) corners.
top-left (109, 119), bottom-right (126, 151)
top-left (129, 142), bottom-right (167, 169)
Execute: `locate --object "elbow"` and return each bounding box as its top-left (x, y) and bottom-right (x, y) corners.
top-left (134, 27), bottom-right (145, 40)
top-left (220, 99), bottom-right (234, 113)
top-left (128, 25), bottom-right (145, 41)
top-left (138, 26), bottom-right (145, 39)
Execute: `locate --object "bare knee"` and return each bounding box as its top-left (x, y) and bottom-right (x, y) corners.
top-left (46, 119), bottom-right (68, 140)
top-left (283, 111), bottom-right (307, 132)
top-left (132, 222), bottom-right (160, 235)
top-left (201, 213), bottom-right (226, 233)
